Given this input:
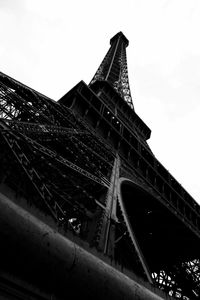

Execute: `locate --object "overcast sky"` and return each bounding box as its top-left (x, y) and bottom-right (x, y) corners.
top-left (0, 0), bottom-right (200, 203)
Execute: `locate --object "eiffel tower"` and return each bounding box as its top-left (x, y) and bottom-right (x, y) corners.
top-left (0, 32), bottom-right (200, 300)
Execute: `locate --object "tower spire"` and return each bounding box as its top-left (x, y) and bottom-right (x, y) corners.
top-left (90, 32), bottom-right (134, 110)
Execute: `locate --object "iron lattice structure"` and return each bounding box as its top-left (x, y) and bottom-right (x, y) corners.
top-left (0, 32), bottom-right (200, 299)
top-left (90, 32), bottom-right (134, 109)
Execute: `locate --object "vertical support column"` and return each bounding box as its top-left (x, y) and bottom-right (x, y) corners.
top-left (105, 36), bottom-right (120, 81)
top-left (98, 154), bottom-right (120, 257)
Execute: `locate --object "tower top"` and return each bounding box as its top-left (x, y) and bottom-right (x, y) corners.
top-left (110, 31), bottom-right (129, 47)
top-left (90, 31), bottom-right (134, 109)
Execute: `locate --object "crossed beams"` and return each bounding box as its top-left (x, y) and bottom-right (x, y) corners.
top-left (152, 259), bottom-right (200, 299)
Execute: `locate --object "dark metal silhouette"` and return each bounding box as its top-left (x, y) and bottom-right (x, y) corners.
top-left (0, 32), bottom-right (200, 299)
top-left (90, 32), bottom-right (134, 109)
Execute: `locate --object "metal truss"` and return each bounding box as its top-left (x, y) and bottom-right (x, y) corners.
top-left (1, 71), bottom-right (199, 298)
top-left (152, 259), bottom-right (200, 299)
top-left (0, 71), bottom-right (153, 285)
top-left (0, 72), bottom-right (81, 128)
top-left (1, 30), bottom-right (200, 300)
top-left (0, 119), bottom-right (112, 233)
top-left (0, 72), bottom-right (115, 242)
top-left (90, 32), bottom-right (134, 109)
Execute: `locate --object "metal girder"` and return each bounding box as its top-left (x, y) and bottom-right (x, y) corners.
top-left (0, 125), bottom-right (109, 189)
top-left (152, 259), bottom-right (200, 298)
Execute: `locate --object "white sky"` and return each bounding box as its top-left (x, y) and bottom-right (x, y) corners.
top-left (0, 0), bottom-right (200, 203)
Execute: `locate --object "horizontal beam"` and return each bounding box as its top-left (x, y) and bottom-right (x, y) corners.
top-left (0, 192), bottom-right (171, 300)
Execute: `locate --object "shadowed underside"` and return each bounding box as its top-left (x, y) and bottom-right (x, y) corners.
top-left (0, 32), bottom-right (200, 299)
